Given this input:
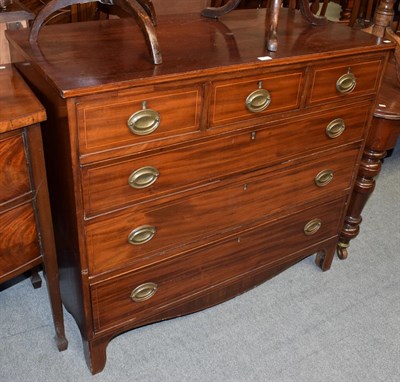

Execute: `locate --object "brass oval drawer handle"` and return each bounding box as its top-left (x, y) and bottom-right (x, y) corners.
top-left (315, 169), bottom-right (334, 187)
top-left (326, 118), bottom-right (345, 139)
top-left (304, 219), bottom-right (322, 236)
top-left (128, 225), bottom-right (156, 245)
top-left (130, 282), bottom-right (158, 302)
top-left (336, 72), bottom-right (356, 94)
top-left (128, 166), bottom-right (159, 189)
top-left (127, 101), bottom-right (160, 136)
top-left (245, 81), bottom-right (271, 113)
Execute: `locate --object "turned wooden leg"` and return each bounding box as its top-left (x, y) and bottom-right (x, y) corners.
top-left (337, 149), bottom-right (383, 258)
top-left (338, 115), bottom-right (400, 258)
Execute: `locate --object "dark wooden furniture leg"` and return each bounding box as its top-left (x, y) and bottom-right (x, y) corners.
top-left (201, 0), bottom-right (242, 18)
top-left (201, 0), bottom-right (284, 52)
top-left (338, 116), bottom-right (400, 259)
top-left (29, 0), bottom-right (162, 64)
top-left (298, 0), bottom-right (329, 25)
top-left (201, 0), bottom-right (327, 52)
top-left (28, 124), bottom-right (69, 351)
top-left (113, 0), bottom-right (161, 63)
top-left (135, 0), bottom-right (157, 24)
top-left (341, 0), bottom-right (355, 22)
top-left (315, 241), bottom-right (338, 272)
top-left (30, 266), bottom-right (42, 289)
top-left (338, 0), bottom-right (400, 259)
top-left (265, 0), bottom-right (280, 51)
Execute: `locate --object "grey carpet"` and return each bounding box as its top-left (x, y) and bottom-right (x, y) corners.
top-left (1, 143), bottom-right (399, 382)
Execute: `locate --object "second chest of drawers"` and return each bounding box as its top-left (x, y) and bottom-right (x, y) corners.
top-left (0, 64), bottom-right (67, 351)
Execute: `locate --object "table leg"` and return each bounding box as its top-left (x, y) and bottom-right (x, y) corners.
top-left (201, 0), bottom-right (327, 52)
top-left (338, 116), bottom-right (400, 259)
top-left (30, 267), bottom-right (42, 289)
top-left (27, 125), bottom-right (68, 351)
top-left (201, 0), bottom-right (242, 18)
top-left (29, 0), bottom-right (162, 64)
top-left (266, 0), bottom-right (280, 51)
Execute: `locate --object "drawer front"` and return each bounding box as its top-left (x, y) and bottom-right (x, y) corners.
top-left (308, 59), bottom-right (382, 105)
top-left (91, 197), bottom-right (344, 332)
top-left (210, 71), bottom-right (303, 127)
top-left (0, 202), bottom-right (40, 280)
top-left (82, 103), bottom-right (369, 217)
top-left (0, 134), bottom-right (30, 205)
top-left (86, 147), bottom-right (359, 275)
top-left (77, 86), bottom-right (202, 156)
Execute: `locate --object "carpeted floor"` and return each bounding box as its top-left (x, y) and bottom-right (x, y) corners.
top-left (1, 139), bottom-right (399, 382)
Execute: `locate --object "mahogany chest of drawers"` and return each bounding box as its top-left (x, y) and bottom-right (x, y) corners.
top-left (6, 9), bottom-right (393, 374)
top-left (0, 64), bottom-right (67, 350)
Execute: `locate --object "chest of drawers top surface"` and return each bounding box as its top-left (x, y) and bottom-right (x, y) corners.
top-left (6, 9), bottom-right (393, 98)
top-left (0, 65), bottom-right (45, 132)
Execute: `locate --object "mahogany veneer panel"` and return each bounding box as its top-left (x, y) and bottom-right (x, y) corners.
top-left (0, 202), bottom-right (40, 279)
top-left (86, 146), bottom-right (360, 275)
top-left (82, 103), bottom-right (370, 217)
top-left (91, 197), bottom-right (345, 333)
top-left (0, 134), bottom-right (31, 205)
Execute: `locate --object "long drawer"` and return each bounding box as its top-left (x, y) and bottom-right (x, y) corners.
top-left (82, 103), bottom-right (370, 217)
top-left (85, 146), bottom-right (359, 275)
top-left (0, 133), bottom-right (30, 205)
top-left (90, 197), bottom-right (345, 333)
top-left (0, 202), bottom-right (40, 282)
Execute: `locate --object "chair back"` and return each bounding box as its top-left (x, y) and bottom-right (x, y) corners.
top-left (349, 0), bottom-right (377, 27)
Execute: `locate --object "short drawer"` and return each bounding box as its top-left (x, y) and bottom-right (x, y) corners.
top-left (77, 85), bottom-right (202, 157)
top-left (210, 70), bottom-right (304, 127)
top-left (82, 103), bottom-right (370, 217)
top-left (85, 146), bottom-right (359, 275)
top-left (308, 59), bottom-right (383, 105)
top-left (0, 134), bottom-right (30, 205)
top-left (90, 197), bottom-right (344, 332)
top-left (0, 202), bottom-right (40, 282)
